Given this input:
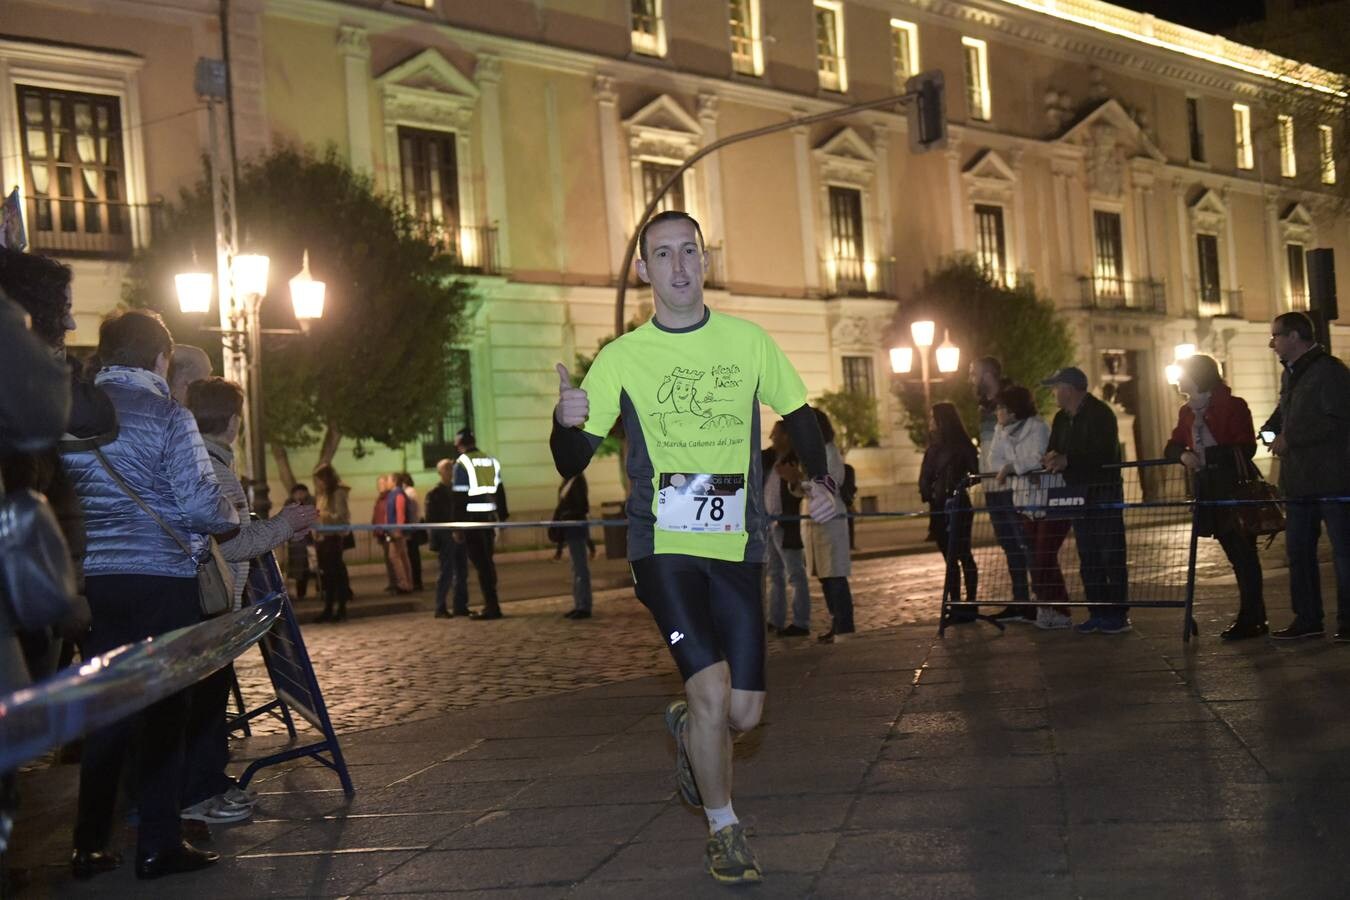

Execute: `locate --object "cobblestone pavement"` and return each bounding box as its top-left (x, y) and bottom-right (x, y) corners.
top-left (235, 533), bottom-right (1285, 736)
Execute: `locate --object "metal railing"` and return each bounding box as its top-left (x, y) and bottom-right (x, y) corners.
top-left (24, 197), bottom-right (161, 258)
top-left (1077, 276), bottom-right (1167, 313)
top-left (823, 256), bottom-right (897, 298)
top-left (422, 223), bottom-right (501, 276)
top-left (1194, 287), bottom-right (1243, 318)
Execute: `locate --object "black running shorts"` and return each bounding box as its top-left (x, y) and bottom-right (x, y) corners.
top-left (630, 554), bottom-right (766, 692)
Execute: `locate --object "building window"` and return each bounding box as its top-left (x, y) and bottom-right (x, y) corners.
top-left (1186, 97), bottom-right (1205, 163)
top-left (814, 1), bottom-right (847, 93)
top-left (1279, 114), bottom-right (1297, 177)
top-left (1287, 242), bottom-right (1307, 308)
top-left (18, 85), bottom-right (130, 253)
top-left (1092, 210), bottom-right (1125, 298)
top-left (974, 204), bottom-right (1007, 285)
top-left (398, 127), bottom-right (460, 231)
top-left (1233, 103), bottom-right (1253, 170)
top-left (631, 0), bottom-right (666, 57)
top-left (729, 0), bottom-right (764, 76)
top-left (419, 348), bottom-right (473, 470)
top-left (828, 185), bottom-right (865, 293)
top-left (962, 37), bottom-right (990, 122)
top-left (890, 19), bottom-right (919, 89)
top-left (641, 160), bottom-right (685, 213)
top-left (1196, 233), bottom-right (1222, 309)
top-left (842, 355), bottom-right (875, 398)
top-left (1320, 124), bottom-right (1337, 184)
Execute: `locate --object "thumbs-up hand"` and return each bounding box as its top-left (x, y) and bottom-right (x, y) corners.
top-left (555, 363), bottom-right (589, 428)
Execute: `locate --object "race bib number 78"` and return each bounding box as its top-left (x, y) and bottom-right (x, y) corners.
top-left (655, 473), bottom-right (746, 534)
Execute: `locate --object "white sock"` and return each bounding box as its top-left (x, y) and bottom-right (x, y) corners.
top-left (705, 802), bottom-right (739, 834)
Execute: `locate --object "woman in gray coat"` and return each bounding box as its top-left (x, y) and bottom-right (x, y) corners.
top-left (182, 378), bottom-right (317, 826)
top-left (800, 408), bottom-right (853, 643)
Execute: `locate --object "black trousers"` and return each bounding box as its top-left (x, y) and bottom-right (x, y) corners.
top-left (75, 574), bottom-right (200, 855)
top-left (181, 664), bottom-right (236, 808)
top-left (407, 540), bottom-right (424, 590)
top-left (315, 536), bottom-right (351, 616)
top-left (453, 531), bottom-right (500, 612)
top-left (1217, 530), bottom-right (1266, 624)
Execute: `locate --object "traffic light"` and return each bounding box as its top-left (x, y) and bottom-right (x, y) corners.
top-left (906, 70), bottom-right (946, 153)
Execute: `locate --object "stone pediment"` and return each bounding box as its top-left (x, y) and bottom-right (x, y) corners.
top-left (1281, 202), bottom-right (1313, 229)
top-left (814, 127), bottom-right (875, 186)
top-left (1056, 99), bottom-right (1165, 163)
top-left (376, 49), bottom-right (479, 100)
top-left (962, 148), bottom-right (1018, 203)
top-left (623, 95), bottom-right (702, 160)
top-left (1189, 187), bottom-right (1228, 232)
top-left (624, 95), bottom-right (702, 136)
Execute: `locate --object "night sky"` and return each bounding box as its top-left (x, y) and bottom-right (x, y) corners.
top-left (1110, 0), bottom-right (1268, 33)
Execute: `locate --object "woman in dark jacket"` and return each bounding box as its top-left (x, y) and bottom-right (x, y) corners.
top-left (1165, 354), bottom-right (1267, 640)
top-left (920, 402), bottom-right (979, 620)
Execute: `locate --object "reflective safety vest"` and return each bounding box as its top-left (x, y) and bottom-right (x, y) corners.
top-left (454, 450), bottom-right (502, 515)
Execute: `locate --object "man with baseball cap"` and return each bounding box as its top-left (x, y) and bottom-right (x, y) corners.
top-left (1041, 366), bottom-right (1131, 633)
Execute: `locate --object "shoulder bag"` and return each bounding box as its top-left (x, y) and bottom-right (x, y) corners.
top-left (92, 448), bottom-right (234, 617)
top-left (1231, 448), bottom-right (1285, 541)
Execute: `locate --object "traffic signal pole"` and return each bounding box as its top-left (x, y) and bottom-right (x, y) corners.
top-left (613, 71), bottom-right (946, 335)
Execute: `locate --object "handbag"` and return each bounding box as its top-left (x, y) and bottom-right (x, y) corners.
top-left (1230, 449), bottom-right (1285, 539)
top-left (93, 448), bottom-right (235, 617)
top-left (0, 471), bottom-right (77, 632)
top-left (341, 532), bottom-right (356, 551)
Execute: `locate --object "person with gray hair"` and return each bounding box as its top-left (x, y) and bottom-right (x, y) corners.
top-left (425, 457), bottom-right (464, 617)
top-left (167, 344), bottom-right (212, 405)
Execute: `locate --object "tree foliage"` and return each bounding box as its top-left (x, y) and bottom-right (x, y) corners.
top-left (813, 389), bottom-right (879, 456)
top-left (124, 145), bottom-right (474, 459)
top-left (889, 257), bottom-right (1076, 448)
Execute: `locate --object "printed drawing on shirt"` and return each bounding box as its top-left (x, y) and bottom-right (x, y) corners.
top-left (652, 366), bottom-right (744, 437)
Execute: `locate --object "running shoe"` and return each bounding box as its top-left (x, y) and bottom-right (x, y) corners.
top-left (705, 823), bottom-right (762, 884)
top-left (180, 797), bottom-right (251, 824)
top-left (1035, 608), bottom-right (1073, 630)
top-left (664, 699), bottom-right (702, 808)
top-left (1098, 618), bottom-right (1133, 635)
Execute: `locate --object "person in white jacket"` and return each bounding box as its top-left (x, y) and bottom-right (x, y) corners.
top-left (987, 386), bottom-right (1072, 630)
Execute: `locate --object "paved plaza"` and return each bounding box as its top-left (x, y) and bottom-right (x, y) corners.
top-left (8, 542), bottom-right (1350, 897)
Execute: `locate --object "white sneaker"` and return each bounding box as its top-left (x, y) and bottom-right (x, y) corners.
top-left (1035, 608), bottom-right (1073, 630)
top-left (181, 796), bottom-right (253, 824)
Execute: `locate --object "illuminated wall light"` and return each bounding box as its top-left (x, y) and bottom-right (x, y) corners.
top-left (890, 346), bottom-right (914, 374)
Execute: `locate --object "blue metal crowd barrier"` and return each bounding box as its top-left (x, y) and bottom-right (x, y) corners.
top-left (0, 552), bottom-right (353, 798)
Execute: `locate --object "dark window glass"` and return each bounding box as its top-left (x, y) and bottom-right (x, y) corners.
top-left (974, 204), bottom-right (1007, 282)
top-left (1092, 210), bottom-right (1125, 296)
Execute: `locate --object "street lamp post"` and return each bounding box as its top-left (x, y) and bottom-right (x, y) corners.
top-left (890, 320), bottom-right (961, 410)
top-left (177, 251), bottom-right (325, 519)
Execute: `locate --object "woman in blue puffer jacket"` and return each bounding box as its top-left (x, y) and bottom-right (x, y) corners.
top-left (60, 309), bottom-right (239, 882)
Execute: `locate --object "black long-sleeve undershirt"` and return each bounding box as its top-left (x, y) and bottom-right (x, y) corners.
top-left (549, 403), bottom-right (827, 482)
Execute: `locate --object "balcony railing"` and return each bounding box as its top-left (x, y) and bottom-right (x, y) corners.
top-left (1287, 290), bottom-right (1309, 311)
top-left (25, 197), bottom-right (160, 259)
top-left (823, 257), bottom-right (897, 299)
top-left (1077, 276), bottom-right (1166, 313)
top-left (1194, 287), bottom-right (1243, 318)
top-left (422, 223), bottom-right (501, 276)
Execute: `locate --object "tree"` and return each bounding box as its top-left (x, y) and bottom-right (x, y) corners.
top-left (813, 389), bottom-right (879, 456)
top-left (124, 145), bottom-right (475, 487)
top-left (889, 257), bottom-right (1076, 448)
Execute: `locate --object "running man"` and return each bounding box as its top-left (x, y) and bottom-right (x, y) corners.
top-left (550, 210), bottom-right (839, 884)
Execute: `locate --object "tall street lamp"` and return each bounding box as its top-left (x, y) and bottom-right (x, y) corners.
top-left (890, 320), bottom-right (961, 410)
top-left (176, 250), bottom-right (325, 518)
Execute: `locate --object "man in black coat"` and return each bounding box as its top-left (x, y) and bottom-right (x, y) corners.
top-left (1042, 367), bottom-right (1129, 634)
top-left (1268, 311), bottom-right (1350, 641)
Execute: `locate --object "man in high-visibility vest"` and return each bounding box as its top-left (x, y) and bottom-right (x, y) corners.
top-left (451, 428), bottom-right (508, 620)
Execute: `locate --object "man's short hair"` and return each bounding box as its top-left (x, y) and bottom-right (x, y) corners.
top-left (974, 356), bottom-right (1002, 379)
top-left (186, 376), bottom-right (245, 436)
top-left (1273, 311), bottom-right (1316, 342)
top-left (98, 309), bottom-right (173, 370)
top-left (0, 248), bottom-right (73, 348)
top-left (455, 428), bottom-right (476, 448)
top-left (638, 210), bottom-right (705, 262)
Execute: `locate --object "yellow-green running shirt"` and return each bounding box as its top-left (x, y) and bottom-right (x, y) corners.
top-left (581, 308), bottom-right (808, 562)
